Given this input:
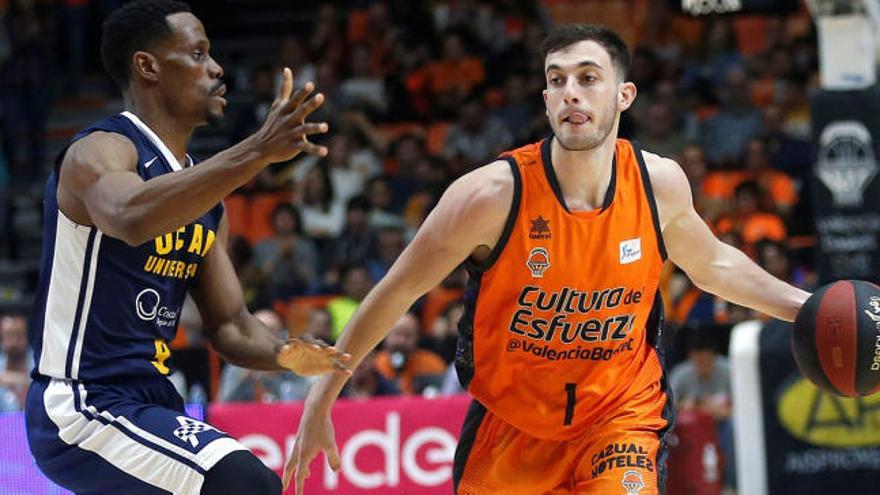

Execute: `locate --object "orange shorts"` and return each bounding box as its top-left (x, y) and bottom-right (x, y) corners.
top-left (453, 400), bottom-right (671, 495)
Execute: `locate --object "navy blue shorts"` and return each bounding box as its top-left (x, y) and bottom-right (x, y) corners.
top-left (25, 376), bottom-right (246, 494)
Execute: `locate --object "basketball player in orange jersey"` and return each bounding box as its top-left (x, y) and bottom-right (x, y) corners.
top-left (288, 24), bottom-right (811, 494)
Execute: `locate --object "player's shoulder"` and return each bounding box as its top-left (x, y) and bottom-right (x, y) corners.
top-left (63, 131), bottom-right (139, 183)
top-left (448, 159), bottom-right (515, 208)
top-left (637, 149), bottom-right (690, 200)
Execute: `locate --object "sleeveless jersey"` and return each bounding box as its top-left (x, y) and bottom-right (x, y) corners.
top-left (456, 137), bottom-right (670, 440)
top-left (29, 111), bottom-right (224, 381)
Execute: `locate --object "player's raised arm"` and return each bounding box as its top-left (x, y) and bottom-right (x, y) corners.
top-left (284, 160), bottom-right (514, 493)
top-left (58, 68), bottom-right (328, 246)
top-left (645, 152), bottom-right (810, 322)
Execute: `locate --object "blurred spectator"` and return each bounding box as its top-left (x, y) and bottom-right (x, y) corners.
top-left (226, 234), bottom-right (264, 309)
top-left (366, 225), bottom-right (406, 282)
top-left (0, 313), bottom-right (32, 410)
top-left (343, 349), bottom-right (400, 399)
top-left (304, 307), bottom-right (334, 345)
top-left (441, 362), bottom-right (465, 396)
top-left (1, 0), bottom-right (53, 185)
top-left (276, 36), bottom-right (316, 91)
top-left (700, 68), bottom-right (762, 167)
top-left (493, 74), bottom-right (537, 143)
top-left (296, 164), bottom-right (345, 239)
top-left (715, 181), bottom-right (786, 249)
top-left (218, 309), bottom-right (314, 403)
top-left (340, 43), bottom-right (389, 117)
top-left (427, 31), bottom-right (485, 117)
top-left (670, 330), bottom-right (735, 491)
top-left (635, 101), bottom-right (688, 159)
top-left (295, 131), bottom-right (382, 207)
top-left (366, 176), bottom-right (406, 230)
top-left (327, 266), bottom-right (373, 340)
top-left (375, 313), bottom-right (446, 395)
top-left (760, 103), bottom-right (811, 180)
top-left (443, 93), bottom-right (513, 165)
top-left (252, 203), bottom-right (319, 299)
top-left (331, 195), bottom-right (376, 274)
top-left (231, 64), bottom-right (275, 143)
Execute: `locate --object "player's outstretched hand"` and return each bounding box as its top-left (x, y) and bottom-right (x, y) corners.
top-left (285, 408), bottom-right (340, 495)
top-left (276, 335), bottom-right (352, 376)
top-left (252, 67), bottom-right (330, 164)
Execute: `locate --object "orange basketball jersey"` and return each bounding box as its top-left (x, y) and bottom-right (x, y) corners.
top-left (456, 137), bottom-right (670, 440)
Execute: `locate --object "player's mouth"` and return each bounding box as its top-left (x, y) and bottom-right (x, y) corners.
top-left (562, 112), bottom-right (589, 126)
top-left (210, 84), bottom-right (227, 105)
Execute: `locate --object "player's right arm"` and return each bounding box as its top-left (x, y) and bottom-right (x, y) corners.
top-left (57, 68), bottom-right (328, 245)
top-left (284, 160), bottom-right (514, 493)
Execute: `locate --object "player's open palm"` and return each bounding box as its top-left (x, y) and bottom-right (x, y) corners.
top-left (285, 411), bottom-right (340, 495)
top-left (276, 335), bottom-right (352, 376)
top-left (254, 67), bottom-right (329, 164)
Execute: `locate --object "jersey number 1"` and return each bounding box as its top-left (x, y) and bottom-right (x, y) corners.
top-left (564, 382), bottom-right (576, 425)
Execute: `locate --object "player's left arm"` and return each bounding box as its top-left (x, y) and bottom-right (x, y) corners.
top-left (189, 213), bottom-right (350, 375)
top-left (645, 152), bottom-right (810, 322)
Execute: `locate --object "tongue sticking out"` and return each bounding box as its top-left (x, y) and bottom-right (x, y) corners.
top-left (566, 113), bottom-right (588, 125)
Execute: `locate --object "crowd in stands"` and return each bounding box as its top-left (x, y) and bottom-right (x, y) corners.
top-left (0, 3), bottom-right (823, 492)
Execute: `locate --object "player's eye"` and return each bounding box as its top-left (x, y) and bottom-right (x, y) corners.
top-left (192, 51), bottom-right (206, 61)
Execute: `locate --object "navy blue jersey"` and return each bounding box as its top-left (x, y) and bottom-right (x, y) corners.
top-left (29, 111), bottom-right (224, 381)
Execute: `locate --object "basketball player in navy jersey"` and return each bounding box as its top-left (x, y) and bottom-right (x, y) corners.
top-left (24, 1), bottom-right (349, 493)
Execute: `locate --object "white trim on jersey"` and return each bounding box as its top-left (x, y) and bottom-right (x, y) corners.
top-left (43, 379), bottom-right (246, 494)
top-left (70, 232), bottom-right (102, 379)
top-left (39, 211), bottom-right (98, 378)
top-left (122, 111), bottom-right (193, 172)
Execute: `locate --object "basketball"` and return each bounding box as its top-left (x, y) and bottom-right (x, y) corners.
top-left (792, 280), bottom-right (880, 397)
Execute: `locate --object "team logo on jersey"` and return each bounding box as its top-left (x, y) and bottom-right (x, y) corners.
top-left (173, 416), bottom-right (218, 448)
top-left (619, 238), bottom-right (642, 264)
top-left (135, 288), bottom-right (160, 321)
top-left (621, 470), bottom-right (645, 494)
top-left (526, 247), bottom-right (550, 277)
top-left (135, 288), bottom-right (179, 327)
top-left (529, 215), bottom-right (551, 239)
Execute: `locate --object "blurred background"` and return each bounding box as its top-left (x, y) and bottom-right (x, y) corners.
top-left (0, 1), bottom-right (878, 494)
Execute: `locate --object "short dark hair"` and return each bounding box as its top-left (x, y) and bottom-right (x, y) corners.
top-left (541, 24), bottom-right (631, 80)
top-left (101, 0), bottom-right (191, 89)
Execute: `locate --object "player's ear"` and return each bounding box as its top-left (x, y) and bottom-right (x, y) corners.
top-left (618, 81), bottom-right (636, 112)
top-left (133, 51), bottom-right (160, 84)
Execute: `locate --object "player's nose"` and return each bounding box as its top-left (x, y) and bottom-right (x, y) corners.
top-left (208, 55), bottom-right (223, 80)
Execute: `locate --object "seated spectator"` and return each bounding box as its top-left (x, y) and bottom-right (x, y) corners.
top-left (715, 181), bottom-right (786, 249)
top-left (443, 93), bottom-right (513, 165)
top-left (366, 225), bottom-right (406, 282)
top-left (366, 176), bottom-right (406, 231)
top-left (375, 313), bottom-right (446, 395)
top-left (670, 330), bottom-right (735, 491)
top-left (427, 31), bottom-right (486, 116)
top-left (297, 164), bottom-right (345, 239)
top-left (327, 266), bottom-right (373, 340)
top-left (0, 314), bottom-right (33, 410)
top-left (343, 350), bottom-right (400, 399)
top-left (331, 195), bottom-right (376, 278)
top-left (700, 68), bottom-right (762, 168)
top-left (253, 203), bottom-right (320, 299)
top-left (218, 309), bottom-right (314, 403)
top-left (340, 43), bottom-right (388, 117)
top-left (635, 101), bottom-right (688, 159)
top-left (441, 362), bottom-right (466, 396)
top-left (304, 307), bottom-right (334, 345)
top-left (493, 74), bottom-right (536, 143)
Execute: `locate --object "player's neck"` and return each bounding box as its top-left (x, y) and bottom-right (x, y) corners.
top-left (126, 96), bottom-right (194, 166)
top-left (550, 135), bottom-right (616, 210)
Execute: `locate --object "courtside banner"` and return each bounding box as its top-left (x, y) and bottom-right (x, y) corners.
top-left (810, 87), bottom-right (880, 283)
top-left (209, 394), bottom-right (471, 494)
top-left (759, 320), bottom-right (880, 493)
